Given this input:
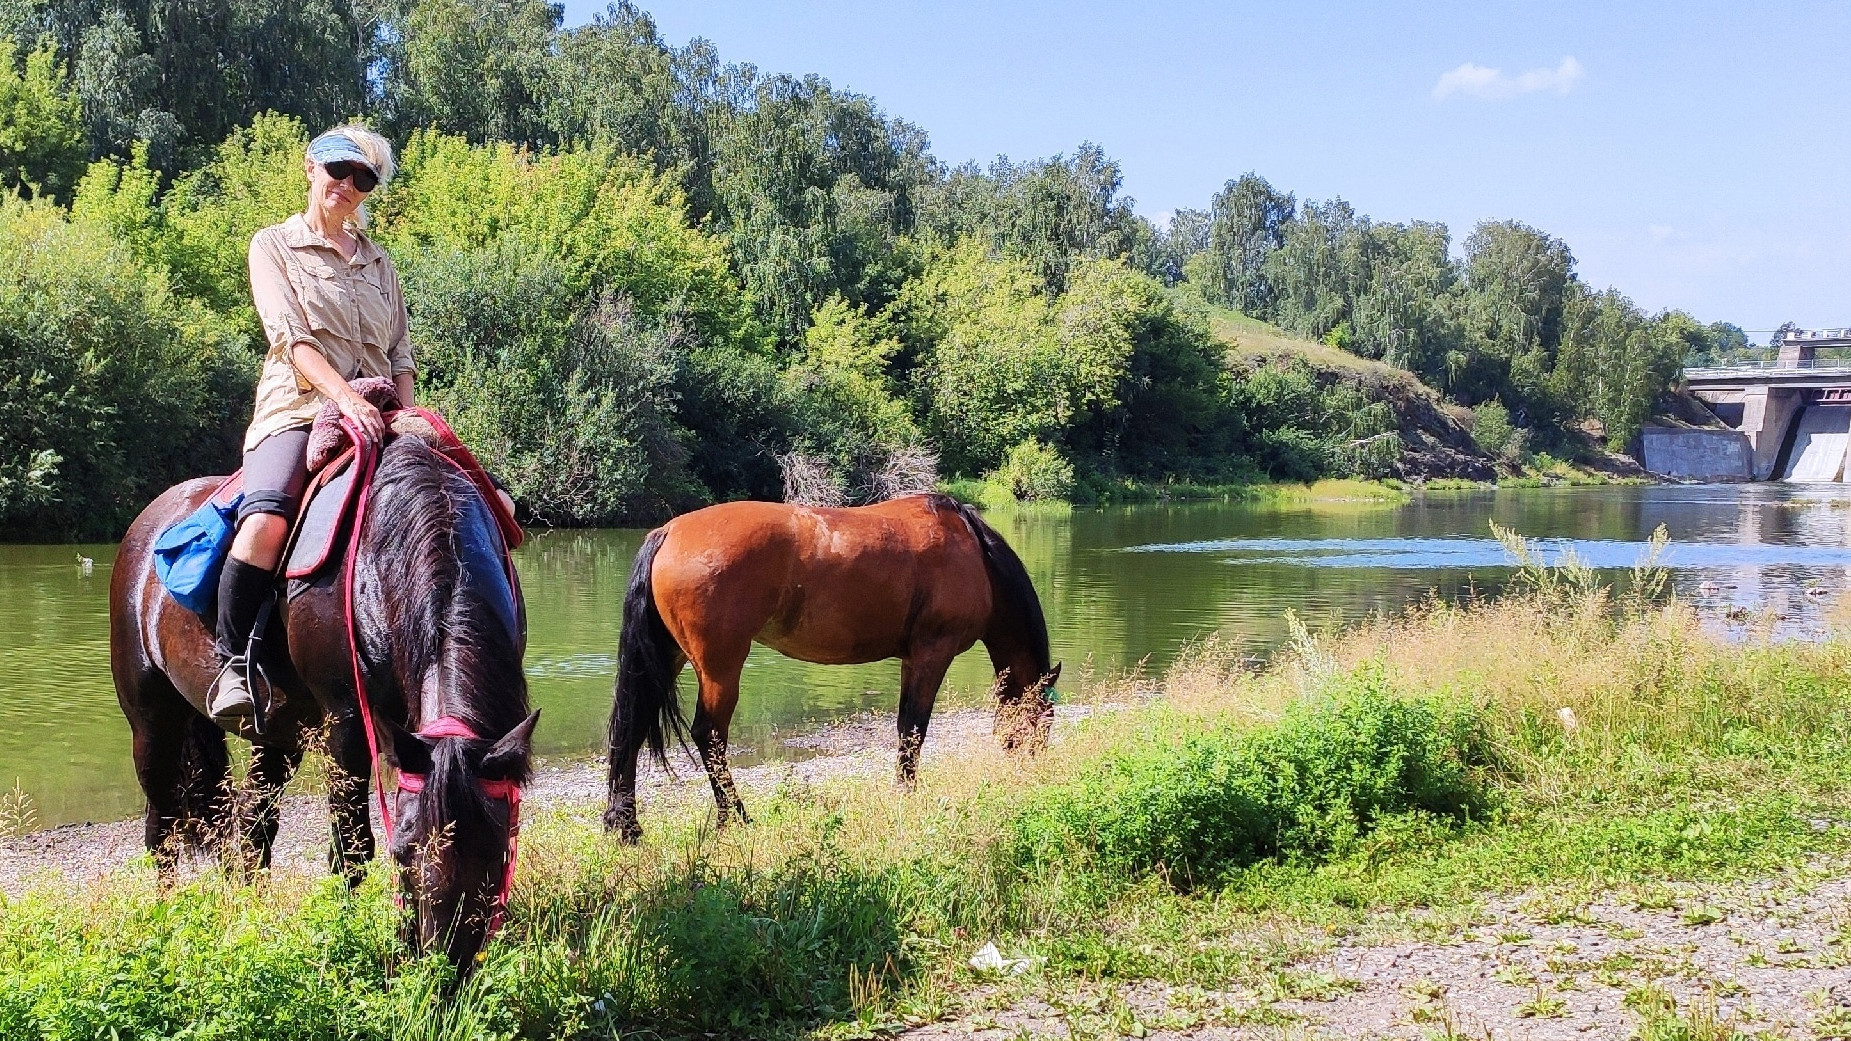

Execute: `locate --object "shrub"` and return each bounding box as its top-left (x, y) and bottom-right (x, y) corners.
top-left (383, 132), bottom-right (786, 517)
top-left (987, 438), bottom-right (1075, 502)
top-left (1471, 399), bottom-right (1516, 456)
top-left (407, 243), bottom-right (706, 525)
top-left (1010, 665), bottom-right (1490, 889)
top-left (780, 295), bottom-right (926, 500)
top-left (906, 245), bottom-right (1221, 476)
top-left (0, 198), bottom-right (249, 537)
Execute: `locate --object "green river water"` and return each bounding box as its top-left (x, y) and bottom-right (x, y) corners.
top-left (7, 483), bottom-right (1851, 830)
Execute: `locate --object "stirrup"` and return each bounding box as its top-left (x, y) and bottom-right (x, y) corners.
top-left (208, 656), bottom-right (257, 722)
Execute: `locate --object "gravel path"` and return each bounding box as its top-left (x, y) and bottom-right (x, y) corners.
top-left (903, 866), bottom-right (1851, 1039)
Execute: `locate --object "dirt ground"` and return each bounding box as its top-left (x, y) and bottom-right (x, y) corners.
top-left (902, 867), bottom-right (1851, 1039)
top-left (7, 709), bottom-right (1850, 1039)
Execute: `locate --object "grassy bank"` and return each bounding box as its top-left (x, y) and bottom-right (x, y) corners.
top-left (4, 558), bottom-right (1849, 1038)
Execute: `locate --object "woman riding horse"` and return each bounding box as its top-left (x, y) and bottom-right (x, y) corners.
top-left (208, 125), bottom-right (412, 723)
top-left (111, 125), bottom-right (536, 970)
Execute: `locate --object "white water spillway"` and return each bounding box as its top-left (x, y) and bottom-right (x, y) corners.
top-left (1781, 405), bottom-right (1851, 482)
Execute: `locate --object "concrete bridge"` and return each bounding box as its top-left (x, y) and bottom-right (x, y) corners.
top-left (1647, 329), bottom-right (1851, 482)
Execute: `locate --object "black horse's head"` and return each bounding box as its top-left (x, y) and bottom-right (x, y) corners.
top-left (386, 712), bottom-right (537, 967)
top-left (361, 435), bottom-right (534, 972)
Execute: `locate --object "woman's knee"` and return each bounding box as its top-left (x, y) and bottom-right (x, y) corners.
top-left (230, 512), bottom-right (290, 566)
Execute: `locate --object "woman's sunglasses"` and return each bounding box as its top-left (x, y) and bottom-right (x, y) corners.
top-left (322, 159), bottom-right (378, 193)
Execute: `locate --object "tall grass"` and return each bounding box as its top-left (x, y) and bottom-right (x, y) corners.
top-left (5, 548), bottom-right (1851, 1038)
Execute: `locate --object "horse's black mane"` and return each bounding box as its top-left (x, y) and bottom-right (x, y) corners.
top-left (359, 436), bottom-right (529, 840)
top-left (945, 495), bottom-right (1052, 676)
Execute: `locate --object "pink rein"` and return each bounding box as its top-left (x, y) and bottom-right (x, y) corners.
top-left (394, 715), bottom-right (523, 935)
top-left (337, 412), bottom-right (524, 938)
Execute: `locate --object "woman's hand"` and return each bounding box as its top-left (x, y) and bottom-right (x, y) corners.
top-left (336, 388), bottom-right (386, 442)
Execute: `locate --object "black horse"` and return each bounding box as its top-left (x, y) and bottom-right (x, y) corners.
top-left (111, 434), bottom-right (537, 969)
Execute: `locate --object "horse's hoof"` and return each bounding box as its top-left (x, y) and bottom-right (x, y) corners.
top-left (603, 810), bottom-right (642, 845)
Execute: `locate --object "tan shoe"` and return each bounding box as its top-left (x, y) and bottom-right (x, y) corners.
top-left (209, 660), bottom-right (256, 722)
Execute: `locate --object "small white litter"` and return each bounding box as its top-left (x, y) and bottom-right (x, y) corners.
top-left (968, 941), bottom-right (1042, 975)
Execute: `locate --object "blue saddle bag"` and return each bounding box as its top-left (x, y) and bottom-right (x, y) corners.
top-left (152, 492), bottom-right (243, 616)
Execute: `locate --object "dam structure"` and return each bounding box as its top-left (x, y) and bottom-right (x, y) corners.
top-left (1655, 329), bottom-right (1851, 482)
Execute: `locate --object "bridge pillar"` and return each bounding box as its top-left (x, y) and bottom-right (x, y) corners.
top-left (1740, 386), bottom-right (1803, 479)
top-left (1778, 341), bottom-right (1817, 368)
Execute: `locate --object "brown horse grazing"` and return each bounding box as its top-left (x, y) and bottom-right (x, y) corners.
top-left (111, 435), bottom-right (537, 969)
top-left (603, 492), bottom-right (1059, 842)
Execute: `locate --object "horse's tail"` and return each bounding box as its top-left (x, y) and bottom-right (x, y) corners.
top-left (607, 528), bottom-right (687, 777)
top-left (178, 710), bottom-right (230, 846)
top-left (952, 499), bottom-right (1052, 677)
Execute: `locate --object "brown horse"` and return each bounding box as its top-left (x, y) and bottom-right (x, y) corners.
top-left (111, 435), bottom-right (537, 969)
top-left (603, 492), bottom-right (1059, 842)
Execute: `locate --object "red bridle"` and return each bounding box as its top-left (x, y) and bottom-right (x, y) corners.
top-left (394, 715), bottom-right (523, 935)
top-left (336, 411), bottom-right (525, 939)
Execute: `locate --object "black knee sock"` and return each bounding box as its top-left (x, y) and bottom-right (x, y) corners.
top-left (215, 556), bottom-right (275, 660)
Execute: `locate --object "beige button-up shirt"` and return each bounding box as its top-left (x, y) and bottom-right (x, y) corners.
top-left (244, 214), bottom-right (414, 451)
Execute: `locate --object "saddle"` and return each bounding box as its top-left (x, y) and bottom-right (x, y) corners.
top-left (203, 379), bottom-right (522, 592)
top-left (284, 379), bottom-right (523, 586)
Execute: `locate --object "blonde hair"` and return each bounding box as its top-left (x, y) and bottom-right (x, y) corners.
top-left (309, 123), bottom-right (397, 230)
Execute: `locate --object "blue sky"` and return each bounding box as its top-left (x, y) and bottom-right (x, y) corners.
top-left (559, 1), bottom-right (1847, 332)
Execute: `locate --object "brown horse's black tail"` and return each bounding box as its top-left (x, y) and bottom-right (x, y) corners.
top-left (607, 529), bottom-right (688, 782)
top-left (952, 500), bottom-right (1052, 677)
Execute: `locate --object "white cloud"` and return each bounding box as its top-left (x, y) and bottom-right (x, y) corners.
top-left (1431, 56), bottom-right (1584, 101)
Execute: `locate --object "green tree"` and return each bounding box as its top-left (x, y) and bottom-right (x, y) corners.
top-left (17, 0), bottom-right (367, 170)
top-left (702, 71), bottom-right (930, 345)
top-left (1347, 220), bottom-right (1462, 381)
top-left (381, 0), bottom-right (560, 145)
top-left (1457, 220), bottom-right (1574, 414)
top-left (408, 243), bottom-right (704, 524)
top-left (0, 36), bottom-right (84, 200)
top-left (905, 242), bottom-right (1226, 478)
top-left (1142, 206), bottom-right (1207, 286)
top-left (783, 295), bottom-right (920, 473)
top-left (1553, 285), bottom-right (1694, 446)
top-left (380, 130), bottom-right (780, 516)
top-left (1193, 172), bottom-right (1294, 315)
top-left (918, 144), bottom-right (1142, 295)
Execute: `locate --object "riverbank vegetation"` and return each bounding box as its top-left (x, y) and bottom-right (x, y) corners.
top-left (4, 548), bottom-right (1848, 1038)
top-left (0, 1), bottom-right (1749, 538)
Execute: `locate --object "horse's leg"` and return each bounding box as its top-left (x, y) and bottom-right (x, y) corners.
top-left (896, 644), bottom-right (958, 788)
top-left (605, 735), bottom-right (645, 846)
top-left (234, 740), bottom-right (304, 875)
top-left (690, 665), bottom-right (750, 828)
top-left (323, 711), bottom-right (376, 885)
top-left (604, 642), bottom-right (688, 846)
top-left (123, 675), bottom-right (208, 878)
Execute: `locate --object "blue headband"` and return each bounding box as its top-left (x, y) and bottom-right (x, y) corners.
top-left (307, 134), bottom-right (373, 171)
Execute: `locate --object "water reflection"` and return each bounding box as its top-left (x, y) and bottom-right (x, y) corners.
top-left (3, 483), bottom-right (1848, 828)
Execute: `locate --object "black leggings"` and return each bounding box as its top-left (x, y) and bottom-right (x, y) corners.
top-left (236, 427), bottom-right (311, 525)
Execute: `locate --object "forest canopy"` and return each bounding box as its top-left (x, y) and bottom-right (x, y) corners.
top-left (0, 0), bottom-right (1748, 537)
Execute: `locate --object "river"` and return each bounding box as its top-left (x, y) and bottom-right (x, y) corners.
top-left (6, 482), bottom-right (1851, 831)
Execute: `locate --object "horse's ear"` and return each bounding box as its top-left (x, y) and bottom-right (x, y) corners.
top-left (480, 710), bottom-right (539, 780)
top-left (1045, 662), bottom-right (1062, 688)
top-left (385, 718), bottom-right (434, 776)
